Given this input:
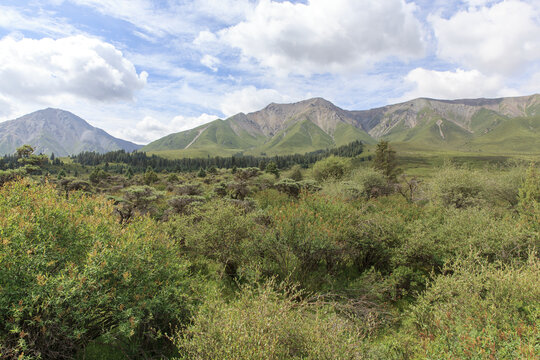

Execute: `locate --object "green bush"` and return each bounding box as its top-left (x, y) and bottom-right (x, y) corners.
top-left (289, 165), bottom-right (303, 181)
top-left (168, 200), bottom-right (256, 278)
top-left (255, 192), bottom-right (363, 289)
top-left (274, 178), bottom-right (301, 197)
top-left (312, 156), bottom-right (350, 182)
top-left (253, 188), bottom-right (290, 210)
top-left (0, 167), bottom-right (27, 186)
top-left (427, 165), bottom-right (486, 208)
top-left (517, 163), bottom-right (540, 232)
top-left (352, 168), bottom-right (392, 199)
top-left (0, 179), bottom-right (199, 359)
top-left (143, 167), bottom-right (159, 184)
top-left (410, 254), bottom-right (539, 359)
top-left (174, 281), bottom-right (364, 360)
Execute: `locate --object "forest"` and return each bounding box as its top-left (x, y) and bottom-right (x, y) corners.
top-left (0, 141), bottom-right (538, 359)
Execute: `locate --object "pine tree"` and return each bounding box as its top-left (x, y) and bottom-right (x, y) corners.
top-left (125, 166), bottom-right (134, 180)
top-left (265, 161), bottom-right (280, 179)
top-left (373, 140), bottom-right (401, 182)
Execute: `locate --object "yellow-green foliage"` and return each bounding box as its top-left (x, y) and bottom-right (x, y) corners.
top-left (1, 158), bottom-right (538, 360)
top-left (0, 179), bottom-right (199, 359)
top-left (167, 199), bottom-right (256, 278)
top-left (426, 165), bottom-right (486, 208)
top-left (312, 156), bottom-right (350, 182)
top-left (518, 163), bottom-right (540, 232)
top-left (174, 282), bottom-right (364, 360)
top-left (410, 254), bottom-right (539, 359)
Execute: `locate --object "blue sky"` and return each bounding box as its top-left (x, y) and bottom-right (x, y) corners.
top-left (0, 0), bottom-right (539, 143)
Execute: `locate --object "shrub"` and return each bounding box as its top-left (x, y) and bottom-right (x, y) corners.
top-left (168, 200), bottom-right (256, 278)
top-left (167, 173), bottom-right (179, 183)
top-left (410, 254), bottom-right (539, 359)
top-left (289, 165), bottom-right (303, 181)
top-left (353, 168), bottom-right (392, 199)
top-left (427, 165), bottom-right (485, 208)
top-left (122, 185), bottom-right (164, 216)
top-left (256, 192), bottom-right (362, 289)
top-left (265, 161), bottom-right (280, 178)
top-left (235, 167), bottom-right (260, 181)
top-left (0, 168), bottom-right (27, 186)
top-left (174, 281), bottom-right (364, 360)
top-left (227, 180), bottom-right (250, 200)
top-left (274, 178), bottom-right (301, 197)
top-left (168, 195), bottom-right (205, 214)
top-left (517, 163), bottom-right (540, 232)
top-left (143, 167), bottom-right (159, 185)
top-left (0, 179), bottom-right (199, 359)
top-left (89, 168), bottom-right (109, 184)
top-left (312, 156), bottom-right (350, 182)
top-left (176, 184), bottom-right (202, 196)
top-left (252, 173), bottom-right (276, 190)
top-left (253, 188), bottom-right (290, 210)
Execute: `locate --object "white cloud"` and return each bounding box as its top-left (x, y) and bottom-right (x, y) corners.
top-left (186, 0), bottom-right (255, 24)
top-left (65, 0), bottom-right (190, 37)
top-left (463, 0), bottom-right (497, 7)
top-left (194, 30), bottom-right (218, 45)
top-left (63, 0), bottom-right (254, 38)
top-left (0, 35), bottom-right (147, 104)
top-left (399, 68), bottom-right (517, 101)
top-left (0, 5), bottom-right (77, 36)
top-left (216, 0), bottom-right (425, 75)
top-left (0, 95), bottom-right (13, 117)
top-left (431, 1), bottom-right (540, 75)
top-left (520, 71), bottom-right (540, 94)
top-left (201, 54), bottom-right (220, 72)
top-left (115, 113), bottom-right (219, 143)
top-left (219, 86), bottom-right (292, 116)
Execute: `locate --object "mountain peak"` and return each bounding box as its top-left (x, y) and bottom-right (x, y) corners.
top-left (0, 108), bottom-right (141, 156)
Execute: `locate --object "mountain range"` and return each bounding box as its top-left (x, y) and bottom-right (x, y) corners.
top-left (143, 94), bottom-right (540, 157)
top-left (0, 108), bottom-right (141, 156)
top-left (1, 94), bottom-right (538, 158)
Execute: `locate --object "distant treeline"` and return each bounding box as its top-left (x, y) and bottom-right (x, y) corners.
top-left (1, 152), bottom-right (62, 171)
top-left (73, 140), bottom-right (367, 173)
top-left (0, 154), bottom-right (18, 170)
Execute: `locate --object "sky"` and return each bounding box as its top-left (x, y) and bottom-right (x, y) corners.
top-left (0, 0), bottom-right (539, 144)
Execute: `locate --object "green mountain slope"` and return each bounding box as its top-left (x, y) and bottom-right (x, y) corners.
top-left (141, 94), bottom-right (540, 158)
top-left (333, 123), bottom-right (376, 146)
top-left (469, 115), bottom-right (540, 153)
top-left (249, 119), bottom-right (334, 156)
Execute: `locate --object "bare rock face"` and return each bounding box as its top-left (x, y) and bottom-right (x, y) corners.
top-left (348, 94), bottom-right (540, 138)
top-left (0, 108), bottom-right (141, 156)
top-left (243, 97), bottom-right (358, 136)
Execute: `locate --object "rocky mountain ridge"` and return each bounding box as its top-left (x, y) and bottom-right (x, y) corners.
top-left (0, 108), bottom-right (141, 156)
top-left (143, 94), bottom-right (540, 157)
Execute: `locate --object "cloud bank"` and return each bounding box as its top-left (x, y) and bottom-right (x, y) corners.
top-left (217, 0), bottom-right (425, 75)
top-left (0, 35), bottom-right (147, 105)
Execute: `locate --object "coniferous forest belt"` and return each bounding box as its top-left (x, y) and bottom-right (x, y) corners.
top-left (72, 140), bottom-right (366, 173)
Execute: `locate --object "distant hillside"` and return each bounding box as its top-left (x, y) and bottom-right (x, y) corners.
top-left (143, 98), bottom-right (375, 157)
top-left (0, 108), bottom-right (141, 156)
top-left (143, 94), bottom-right (540, 158)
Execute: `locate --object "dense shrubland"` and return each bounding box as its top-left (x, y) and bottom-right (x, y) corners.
top-left (0, 144), bottom-right (538, 359)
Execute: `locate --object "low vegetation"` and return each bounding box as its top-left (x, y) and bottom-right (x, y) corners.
top-left (0, 143), bottom-right (538, 359)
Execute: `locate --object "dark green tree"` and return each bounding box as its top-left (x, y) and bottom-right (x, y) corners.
top-left (143, 166), bottom-right (158, 185)
top-left (373, 140), bottom-right (401, 182)
top-left (265, 161), bottom-right (280, 179)
top-left (125, 166), bottom-right (134, 180)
